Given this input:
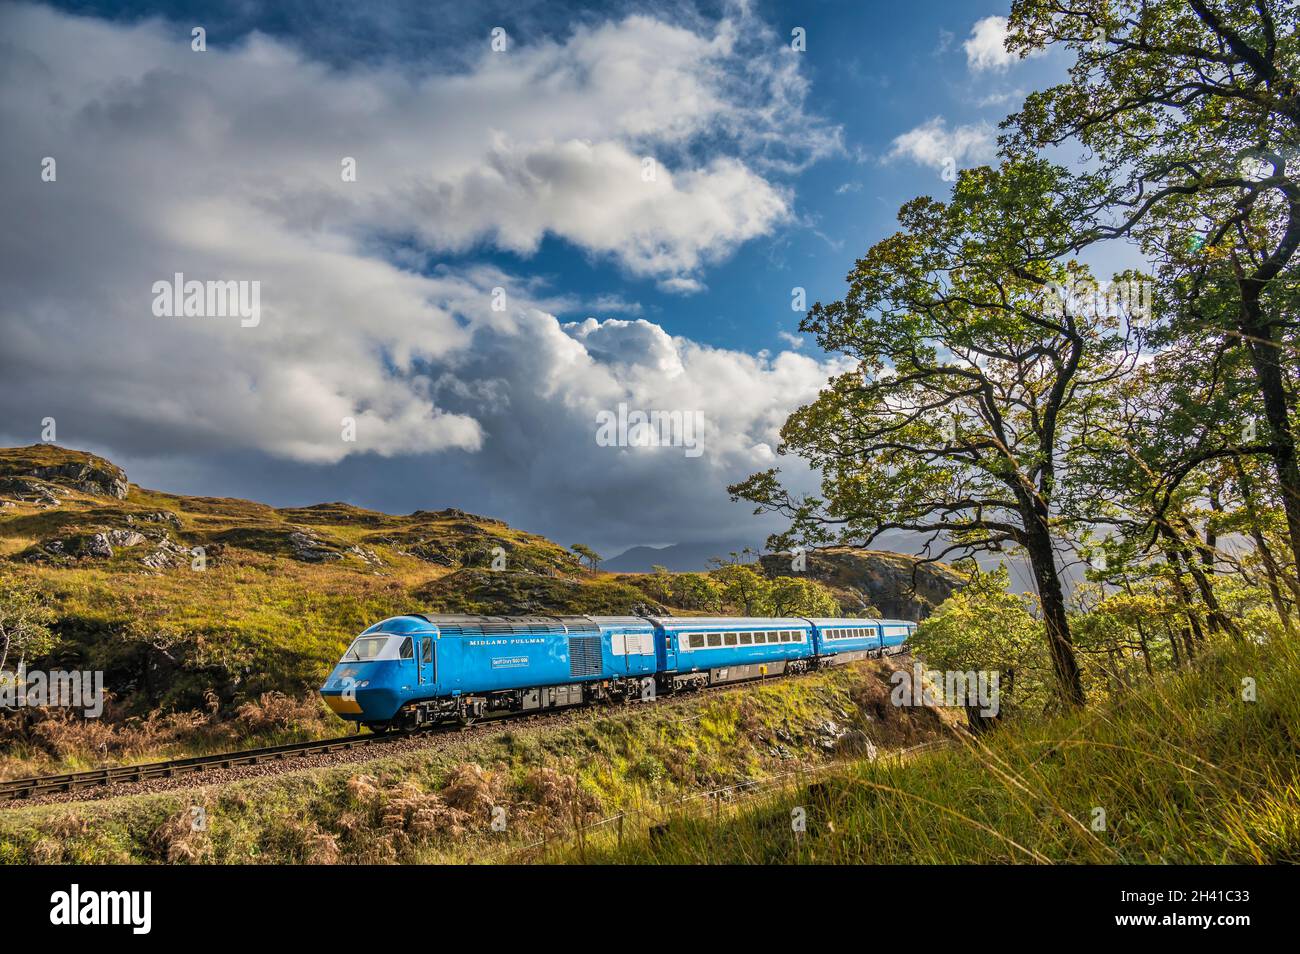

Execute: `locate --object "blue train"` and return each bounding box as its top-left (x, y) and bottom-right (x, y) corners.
top-left (320, 613), bottom-right (915, 731)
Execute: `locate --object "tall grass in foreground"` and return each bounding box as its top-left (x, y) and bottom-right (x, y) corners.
top-left (549, 636), bottom-right (1300, 864)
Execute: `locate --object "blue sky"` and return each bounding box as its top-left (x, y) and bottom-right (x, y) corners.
top-left (33, 0), bottom-right (1075, 355)
top-left (1, 1), bottom-right (1097, 557)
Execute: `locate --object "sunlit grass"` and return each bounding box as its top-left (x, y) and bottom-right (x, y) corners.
top-left (551, 636), bottom-right (1298, 864)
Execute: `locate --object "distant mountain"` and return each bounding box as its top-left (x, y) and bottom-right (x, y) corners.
top-left (605, 530), bottom-right (939, 574)
top-left (602, 541), bottom-right (761, 572)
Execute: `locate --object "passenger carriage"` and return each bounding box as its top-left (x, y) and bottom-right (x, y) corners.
top-left (806, 617), bottom-right (915, 662)
top-left (651, 616), bottom-right (815, 690)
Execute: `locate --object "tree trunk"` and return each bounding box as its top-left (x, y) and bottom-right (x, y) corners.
top-left (1023, 519), bottom-right (1086, 706)
top-left (1180, 540), bottom-right (1243, 641)
top-left (1166, 527), bottom-right (1241, 640)
top-left (1166, 547), bottom-right (1207, 648)
top-left (1135, 619), bottom-right (1154, 677)
top-left (1238, 296), bottom-right (1300, 579)
top-left (1235, 457), bottom-right (1299, 628)
top-left (1165, 622), bottom-right (1182, 668)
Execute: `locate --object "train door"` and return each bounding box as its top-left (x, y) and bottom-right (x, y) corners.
top-left (661, 628), bottom-right (678, 673)
top-left (616, 630), bottom-right (649, 676)
top-left (617, 631), bottom-right (636, 676)
top-left (418, 636), bottom-right (435, 687)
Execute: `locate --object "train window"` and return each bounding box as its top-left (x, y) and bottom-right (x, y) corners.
top-left (399, 637), bottom-right (414, 659)
top-left (689, 633), bottom-right (705, 649)
top-left (707, 633), bottom-right (722, 648)
top-left (739, 632), bottom-right (753, 645)
top-left (341, 636), bottom-right (389, 661)
top-left (421, 637), bottom-right (433, 663)
top-left (724, 633), bottom-right (738, 646)
top-left (767, 632), bottom-right (779, 643)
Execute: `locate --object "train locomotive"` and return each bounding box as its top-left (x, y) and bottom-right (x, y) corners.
top-left (320, 613), bottom-right (915, 731)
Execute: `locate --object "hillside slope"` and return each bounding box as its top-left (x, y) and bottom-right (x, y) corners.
top-left (0, 659), bottom-right (956, 864)
top-left (559, 636), bottom-right (1300, 864)
top-left (0, 444), bottom-right (960, 720)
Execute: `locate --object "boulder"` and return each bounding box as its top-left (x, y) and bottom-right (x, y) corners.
top-left (288, 530), bottom-right (343, 562)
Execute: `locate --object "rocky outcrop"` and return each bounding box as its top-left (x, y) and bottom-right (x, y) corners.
top-left (0, 476), bottom-right (67, 506)
top-left (106, 529), bottom-right (145, 548)
top-left (0, 445), bottom-right (130, 501)
top-left (32, 461), bottom-right (129, 499)
top-left (760, 547), bottom-right (964, 621)
top-left (287, 530), bottom-right (344, 562)
top-left (346, 544), bottom-right (383, 567)
top-left (141, 535), bottom-right (191, 569)
top-left (126, 511), bottom-right (181, 528)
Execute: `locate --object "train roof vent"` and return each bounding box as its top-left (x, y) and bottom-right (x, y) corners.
top-left (415, 613), bottom-right (601, 637)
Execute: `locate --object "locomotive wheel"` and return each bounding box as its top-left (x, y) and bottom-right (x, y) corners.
top-left (365, 722), bottom-right (391, 735)
top-left (457, 712), bottom-right (479, 727)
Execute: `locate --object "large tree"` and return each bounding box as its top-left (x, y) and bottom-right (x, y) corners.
top-left (731, 159), bottom-right (1140, 707)
top-left (1004, 0), bottom-right (1300, 576)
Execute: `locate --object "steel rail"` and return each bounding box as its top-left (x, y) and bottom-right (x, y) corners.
top-left (0, 730), bottom-right (411, 801)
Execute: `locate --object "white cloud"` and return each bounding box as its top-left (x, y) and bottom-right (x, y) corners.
top-left (964, 15), bottom-right (1042, 73)
top-left (0, 3), bottom-right (848, 547)
top-left (886, 117), bottom-right (996, 171)
top-left (656, 276), bottom-right (709, 295)
top-left (0, 3), bottom-right (839, 465)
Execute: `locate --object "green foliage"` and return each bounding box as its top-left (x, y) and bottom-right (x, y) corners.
top-left (0, 570), bottom-right (56, 672)
top-left (570, 544), bottom-right (601, 572)
top-left (911, 566), bottom-right (1048, 714)
top-left (766, 576), bottom-right (839, 617)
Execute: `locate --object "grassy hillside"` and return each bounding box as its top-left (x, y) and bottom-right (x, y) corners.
top-left (0, 660), bottom-right (953, 864)
top-left (0, 444), bottom-right (958, 778)
top-left (0, 445), bottom-right (585, 711)
top-left (545, 635), bottom-right (1300, 864)
top-left (7, 636), bottom-right (1291, 865)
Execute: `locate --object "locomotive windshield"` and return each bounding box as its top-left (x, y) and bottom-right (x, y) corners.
top-left (340, 634), bottom-right (417, 662)
top-left (341, 635), bottom-right (392, 662)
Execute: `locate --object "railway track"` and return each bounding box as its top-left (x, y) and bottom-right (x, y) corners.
top-left (0, 652), bottom-right (909, 804)
top-left (0, 730), bottom-right (414, 802)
